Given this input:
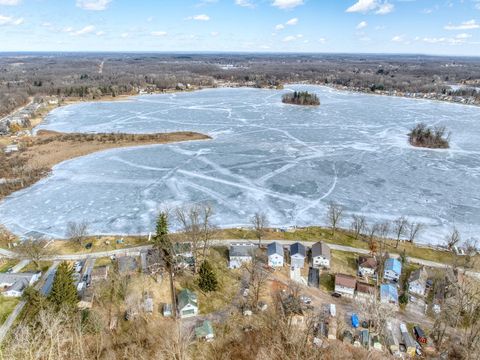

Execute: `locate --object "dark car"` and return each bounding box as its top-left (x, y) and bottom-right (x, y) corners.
top-left (85, 242), bottom-right (93, 249)
top-left (331, 292), bottom-right (342, 298)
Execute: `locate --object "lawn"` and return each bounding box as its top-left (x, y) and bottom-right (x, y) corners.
top-left (0, 259), bottom-right (19, 273)
top-left (178, 247), bottom-right (241, 314)
top-left (331, 250), bottom-right (358, 276)
top-left (46, 235), bottom-right (149, 255)
top-left (320, 273), bottom-right (335, 292)
top-left (94, 257), bottom-right (113, 268)
top-left (0, 295), bottom-right (20, 324)
top-left (21, 261), bottom-right (51, 273)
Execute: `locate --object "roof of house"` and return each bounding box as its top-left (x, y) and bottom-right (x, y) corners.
top-left (409, 267), bottom-right (428, 284)
top-left (358, 256), bottom-right (377, 269)
top-left (195, 320), bottom-right (214, 338)
top-left (356, 282), bottom-right (375, 295)
top-left (380, 284), bottom-right (398, 302)
top-left (6, 278), bottom-right (29, 292)
top-left (230, 243), bottom-right (257, 257)
top-left (267, 242), bottom-right (284, 257)
top-left (178, 289), bottom-right (198, 310)
top-left (385, 258), bottom-right (402, 275)
top-left (311, 242), bottom-right (331, 260)
top-left (0, 272), bottom-right (38, 286)
top-left (290, 242), bottom-right (306, 257)
top-left (335, 273), bottom-right (357, 289)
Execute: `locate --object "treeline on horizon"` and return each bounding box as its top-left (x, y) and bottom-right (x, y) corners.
top-left (1, 53), bottom-right (480, 117)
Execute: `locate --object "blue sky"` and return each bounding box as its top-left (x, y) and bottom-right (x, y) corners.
top-left (1, 0), bottom-right (480, 55)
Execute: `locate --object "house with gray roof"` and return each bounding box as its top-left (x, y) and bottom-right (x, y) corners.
top-left (290, 242), bottom-right (306, 269)
top-left (311, 242), bottom-right (331, 269)
top-left (408, 267), bottom-right (428, 296)
top-left (267, 242), bottom-right (284, 267)
top-left (177, 289), bottom-right (199, 318)
top-left (229, 243), bottom-right (257, 269)
top-left (0, 272), bottom-right (41, 297)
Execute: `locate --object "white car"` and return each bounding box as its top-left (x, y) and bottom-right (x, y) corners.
top-left (329, 304), bottom-right (336, 317)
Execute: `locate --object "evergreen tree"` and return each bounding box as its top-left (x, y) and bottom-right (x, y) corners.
top-left (153, 212), bottom-right (173, 266)
top-left (48, 261), bottom-right (78, 310)
top-left (197, 260), bottom-right (218, 292)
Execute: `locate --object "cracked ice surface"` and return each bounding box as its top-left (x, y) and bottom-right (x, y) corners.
top-left (1, 85), bottom-right (479, 244)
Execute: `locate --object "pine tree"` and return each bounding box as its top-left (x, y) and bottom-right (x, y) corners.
top-left (48, 261), bottom-right (78, 310)
top-left (197, 260), bottom-right (218, 292)
top-left (153, 212), bottom-right (173, 266)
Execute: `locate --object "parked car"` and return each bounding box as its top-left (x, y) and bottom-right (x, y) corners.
top-left (85, 243), bottom-right (93, 249)
top-left (300, 295), bottom-right (312, 304)
top-left (331, 292), bottom-right (342, 298)
top-left (329, 304), bottom-right (336, 317)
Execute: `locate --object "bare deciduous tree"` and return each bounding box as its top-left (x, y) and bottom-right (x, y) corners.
top-left (65, 220), bottom-right (89, 246)
top-left (445, 227), bottom-right (461, 251)
top-left (245, 250), bottom-right (270, 309)
top-left (407, 221), bottom-right (423, 243)
top-left (350, 215), bottom-right (366, 240)
top-left (251, 211), bottom-right (269, 246)
top-left (326, 201), bottom-right (343, 237)
top-left (175, 203), bottom-right (215, 273)
top-left (16, 239), bottom-right (49, 269)
top-left (393, 216), bottom-right (409, 248)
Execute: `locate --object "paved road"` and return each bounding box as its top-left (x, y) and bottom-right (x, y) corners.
top-left (9, 259), bottom-right (30, 273)
top-left (0, 261), bottom-right (59, 344)
top-left (1, 239), bottom-right (479, 279)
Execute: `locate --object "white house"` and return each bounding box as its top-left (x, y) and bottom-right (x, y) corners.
top-left (334, 274), bottom-right (357, 298)
top-left (267, 242), bottom-right (284, 267)
top-left (177, 289), bottom-right (198, 318)
top-left (408, 267), bottom-right (428, 296)
top-left (384, 258), bottom-right (402, 282)
top-left (358, 256), bottom-right (377, 277)
top-left (311, 242), bottom-right (331, 269)
top-left (228, 243), bottom-right (257, 269)
top-left (290, 242), bottom-right (306, 269)
top-left (0, 272), bottom-right (41, 298)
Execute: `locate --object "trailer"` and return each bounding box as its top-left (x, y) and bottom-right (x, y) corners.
top-left (414, 326), bottom-right (427, 344)
top-left (400, 323), bottom-right (417, 357)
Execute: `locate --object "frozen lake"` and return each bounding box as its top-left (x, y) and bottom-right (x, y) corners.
top-left (1, 85), bottom-right (479, 244)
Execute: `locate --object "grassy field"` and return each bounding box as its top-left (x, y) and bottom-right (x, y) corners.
top-left (320, 272), bottom-right (335, 292)
top-left (331, 250), bottom-right (358, 276)
top-left (0, 296), bottom-right (20, 324)
top-left (46, 235), bottom-right (149, 255)
top-left (178, 247), bottom-right (241, 314)
top-left (21, 261), bottom-right (52, 273)
top-left (0, 259), bottom-right (19, 273)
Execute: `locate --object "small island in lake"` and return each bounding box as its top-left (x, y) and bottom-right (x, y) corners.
top-left (408, 123), bottom-right (450, 149)
top-left (282, 91), bottom-right (320, 106)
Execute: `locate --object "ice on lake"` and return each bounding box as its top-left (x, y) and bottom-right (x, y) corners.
top-left (1, 85), bottom-right (479, 244)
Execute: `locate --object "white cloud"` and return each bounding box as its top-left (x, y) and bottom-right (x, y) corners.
top-left (272, 0), bottom-right (304, 10)
top-left (318, 37), bottom-right (327, 44)
top-left (235, 0), bottom-right (255, 8)
top-left (282, 34), bottom-right (303, 42)
top-left (0, 0), bottom-right (22, 5)
top-left (421, 36), bottom-right (469, 45)
top-left (120, 32), bottom-right (129, 38)
top-left (74, 25), bottom-right (95, 35)
top-left (76, 0), bottom-right (112, 11)
top-left (391, 35), bottom-right (404, 42)
top-left (376, 2), bottom-right (393, 14)
top-left (286, 17), bottom-right (298, 25)
top-left (187, 14), bottom-right (210, 21)
top-left (96, 31), bottom-right (105, 36)
top-left (0, 14), bottom-right (23, 26)
top-left (210, 31), bottom-right (219, 36)
top-left (275, 24), bottom-right (285, 30)
top-left (151, 31), bottom-right (167, 37)
top-left (444, 20), bottom-right (480, 30)
top-left (346, 0), bottom-right (394, 15)
top-left (456, 33), bottom-right (472, 39)
top-left (356, 21), bottom-right (368, 29)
